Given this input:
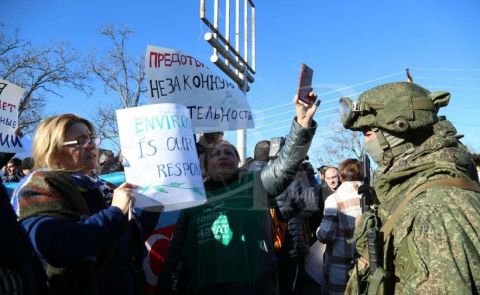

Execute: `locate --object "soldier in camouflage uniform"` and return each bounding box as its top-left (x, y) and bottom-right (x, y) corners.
top-left (338, 82), bottom-right (480, 294)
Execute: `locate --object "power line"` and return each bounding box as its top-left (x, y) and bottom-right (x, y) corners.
top-left (252, 95), bottom-right (337, 115)
top-left (414, 76), bottom-right (480, 81)
top-left (452, 121), bottom-right (480, 128)
top-left (442, 107), bottom-right (479, 112)
top-left (248, 113), bottom-right (339, 135)
top-left (254, 109), bottom-right (295, 120)
top-left (255, 105), bottom-right (338, 121)
top-left (228, 120), bottom-right (480, 149)
top-left (450, 95), bottom-right (479, 98)
top-left (254, 116), bottom-right (299, 129)
top-left (251, 94), bottom-right (359, 120)
top-left (423, 85), bottom-right (480, 90)
top-left (256, 112), bottom-right (339, 133)
top-left (255, 108), bottom-right (339, 129)
top-left (252, 70), bottom-right (404, 113)
top-left (412, 68), bottom-right (480, 72)
top-left (254, 117), bottom-right (298, 129)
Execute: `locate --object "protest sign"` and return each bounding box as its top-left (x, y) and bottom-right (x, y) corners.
top-left (116, 103), bottom-right (206, 212)
top-left (0, 80), bottom-right (25, 153)
top-left (146, 46), bottom-right (254, 133)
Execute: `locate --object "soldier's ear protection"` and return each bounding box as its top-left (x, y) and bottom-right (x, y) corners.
top-left (430, 91), bottom-right (451, 108)
top-left (389, 91), bottom-right (450, 132)
top-left (393, 117), bottom-right (409, 132)
top-left (390, 91), bottom-right (450, 133)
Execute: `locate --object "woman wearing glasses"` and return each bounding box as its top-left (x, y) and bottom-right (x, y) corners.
top-left (15, 114), bottom-right (143, 295)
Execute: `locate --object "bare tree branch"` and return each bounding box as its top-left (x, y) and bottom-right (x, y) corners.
top-left (0, 24), bottom-right (90, 134)
top-left (312, 117), bottom-right (365, 166)
top-left (88, 24), bottom-right (147, 147)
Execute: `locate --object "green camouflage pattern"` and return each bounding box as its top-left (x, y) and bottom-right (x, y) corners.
top-left (345, 117), bottom-right (480, 294)
top-left (348, 82), bottom-right (450, 132)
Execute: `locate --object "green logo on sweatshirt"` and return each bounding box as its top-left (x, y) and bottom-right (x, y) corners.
top-left (211, 213), bottom-right (233, 246)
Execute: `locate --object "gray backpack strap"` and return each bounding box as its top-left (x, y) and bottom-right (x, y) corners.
top-left (380, 177), bottom-right (480, 242)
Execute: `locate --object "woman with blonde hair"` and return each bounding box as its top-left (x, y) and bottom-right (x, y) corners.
top-left (15, 114), bottom-right (143, 295)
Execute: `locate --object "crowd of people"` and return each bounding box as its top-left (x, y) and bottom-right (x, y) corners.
top-left (0, 157), bottom-right (33, 183)
top-left (2, 81), bottom-right (480, 295)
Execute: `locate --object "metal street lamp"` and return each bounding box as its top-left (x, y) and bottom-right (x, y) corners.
top-left (200, 0), bottom-right (256, 163)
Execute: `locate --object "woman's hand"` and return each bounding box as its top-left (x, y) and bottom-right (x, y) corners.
top-left (112, 182), bottom-right (138, 215)
top-left (294, 92), bottom-right (320, 128)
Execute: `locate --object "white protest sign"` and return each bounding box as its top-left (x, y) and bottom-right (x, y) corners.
top-left (146, 46), bottom-right (254, 133)
top-left (0, 80), bottom-right (24, 153)
top-left (116, 103), bottom-right (206, 212)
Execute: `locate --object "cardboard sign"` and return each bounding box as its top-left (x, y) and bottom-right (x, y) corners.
top-left (116, 103), bottom-right (207, 212)
top-left (145, 46), bottom-right (254, 133)
top-left (0, 80), bottom-right (25, 153)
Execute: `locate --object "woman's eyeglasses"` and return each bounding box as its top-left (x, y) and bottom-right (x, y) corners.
top-left (63, 136), bottom-right (100, 147)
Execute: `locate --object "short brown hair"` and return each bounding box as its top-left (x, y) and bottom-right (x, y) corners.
top-left (253, 140), bottom-right (270, 162)
top-left (338, 159), bottom-right (363, 181)
top-left (33, 114), bottom-right (95, 170)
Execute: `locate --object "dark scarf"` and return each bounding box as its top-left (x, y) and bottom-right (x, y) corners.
top-left (16, 170), bottom-right (116, 295)
top-left (17, 170), bottom-right (115, 221)
top-left (70, 173), bottom-right (114, 207)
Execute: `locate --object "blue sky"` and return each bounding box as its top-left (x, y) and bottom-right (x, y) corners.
top-left (2, 0), bottom-right (480, 167)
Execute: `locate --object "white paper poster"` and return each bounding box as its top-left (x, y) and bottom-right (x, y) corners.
top-left (145, 46), bottom-right (254, 133)
top-left (116, 103), bottom-right (206, 212)
top-left (0, 80), bottom-right (25, 153)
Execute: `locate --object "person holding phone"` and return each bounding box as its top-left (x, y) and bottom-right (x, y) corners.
top-left (297, 64), bottom-right (315, 104)
top-left (160, 93), bottom-right (319, 295)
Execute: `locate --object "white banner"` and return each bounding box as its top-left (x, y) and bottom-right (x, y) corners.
top-left (0, 80), bottom-right (25, 153)
top-left (116, 103), bottom-right (207, 212)
top-left (145, 46), bottom-right (254, 133)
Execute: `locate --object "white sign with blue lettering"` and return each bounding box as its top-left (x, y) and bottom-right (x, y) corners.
top-left (116, 103), bottom-right (207, 212)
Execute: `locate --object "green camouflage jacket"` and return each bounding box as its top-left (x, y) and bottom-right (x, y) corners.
top-left (346, 119), bottom-right (480, 294)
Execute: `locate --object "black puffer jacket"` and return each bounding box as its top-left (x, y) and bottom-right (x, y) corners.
top-left (275, 164), bottom-right (321, 257)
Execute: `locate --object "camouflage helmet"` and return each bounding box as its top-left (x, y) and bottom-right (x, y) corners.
top-left (340, 82), bottom-right (451, 132)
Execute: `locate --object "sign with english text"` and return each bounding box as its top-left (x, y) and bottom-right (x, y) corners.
top-left (145, 46), bottom-right (254, 133)
top-left (0, 80), bottom-right (25, 153)
top-left (116, 103), bottom-right (206, 212)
